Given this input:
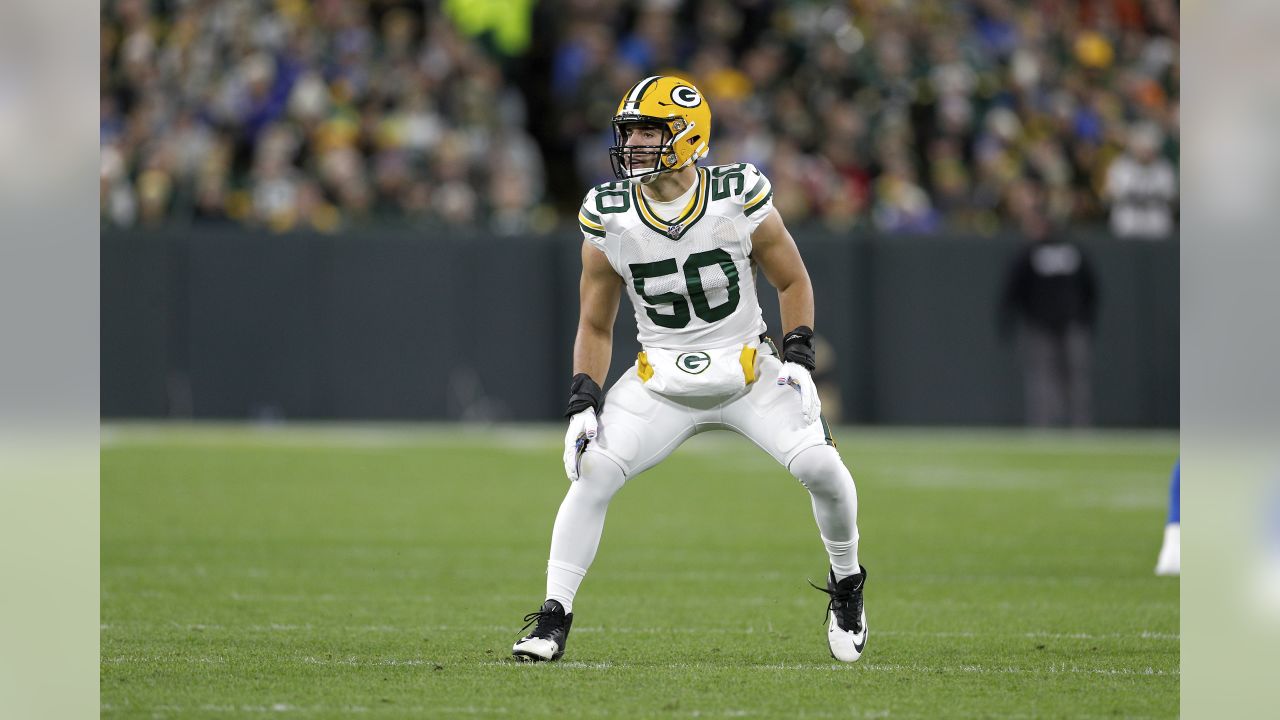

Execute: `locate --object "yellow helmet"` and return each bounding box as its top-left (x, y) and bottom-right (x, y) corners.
top-left (609, 75), bottom-right (712, 181)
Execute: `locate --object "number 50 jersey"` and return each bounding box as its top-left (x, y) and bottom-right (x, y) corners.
top-left (577, 163), bottom-right (775, 351)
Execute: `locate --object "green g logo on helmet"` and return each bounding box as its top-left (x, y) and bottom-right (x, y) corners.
top-left (676, 352), bottom-right (711, 374)
top-left (670, 85), bottom-right (702, 108)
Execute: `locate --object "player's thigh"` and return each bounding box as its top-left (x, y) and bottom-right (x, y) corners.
top-left (590, 371), bottom-right (696, 477)
top-left (721, 354), bottom-right (833, 468)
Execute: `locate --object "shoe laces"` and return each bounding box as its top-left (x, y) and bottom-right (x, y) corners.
top-left (809, 576), bottom-right (864, 633)
top-left (519, 606), bottom-right (565, 639)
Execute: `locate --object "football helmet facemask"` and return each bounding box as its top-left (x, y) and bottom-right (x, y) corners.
top-left (609, 75), bottom-right (711, 181)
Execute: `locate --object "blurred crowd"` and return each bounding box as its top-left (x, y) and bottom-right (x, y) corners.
top-left (101, 0), bottom-right (545, 234)
top-left (101, 0), bottom-right (1179, 237)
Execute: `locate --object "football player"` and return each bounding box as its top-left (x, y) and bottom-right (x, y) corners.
top-left (512, 76), bottom-right (868, 663)
top-left (1155, 460), bottom-right (1180, 576)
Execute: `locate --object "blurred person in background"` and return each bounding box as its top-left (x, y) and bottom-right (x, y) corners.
top-left (1104, 121), bottom-right (1177, 239)
top-left (1155, 459), bottom-right (1180, 576)
top-left (811, 333), bottom-right (843, 424)
top-left (998, 190), bottom-right (1099, 427)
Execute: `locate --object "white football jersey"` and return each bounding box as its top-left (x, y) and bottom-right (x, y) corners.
top-left (577, 163), bottom-right (775, 351)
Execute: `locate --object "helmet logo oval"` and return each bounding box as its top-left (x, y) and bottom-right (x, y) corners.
top-left (670, 85), bottom-right (702, 108)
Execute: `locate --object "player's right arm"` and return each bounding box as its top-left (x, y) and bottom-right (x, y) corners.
top-left (572, 241), bottom-right (623, 387)
top-left (562, 241), bottom-right (622, 481)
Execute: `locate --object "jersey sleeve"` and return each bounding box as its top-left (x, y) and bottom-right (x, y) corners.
top-left (740, 163), bottom-right (774, 232)
top-left (577, 188), bottom-right (608, 251)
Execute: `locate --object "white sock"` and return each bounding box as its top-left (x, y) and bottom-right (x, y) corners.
top-left (824, 536), bottom-right (860, 582)
top-left (546, 560), bottom-right (586, 613)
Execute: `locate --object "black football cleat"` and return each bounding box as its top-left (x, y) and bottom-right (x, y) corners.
top-left (512, 599), bottom-right (574, 662)
top-left (810, 566), bottom-right (868, 662)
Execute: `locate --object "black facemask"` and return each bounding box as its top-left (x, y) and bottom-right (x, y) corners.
top-left (608, 120), bottom-right (675, 180)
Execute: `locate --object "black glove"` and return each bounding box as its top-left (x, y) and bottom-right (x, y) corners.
top-left (782, 326), bottom-right (817, 372)
top-left (565, 373), bottom-right (604, 417)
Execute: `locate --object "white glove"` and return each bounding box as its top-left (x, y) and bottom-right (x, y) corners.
top-left (563, 409), bottom-right (599, 481)
top-left (777, 361), bottom-right (821, 425)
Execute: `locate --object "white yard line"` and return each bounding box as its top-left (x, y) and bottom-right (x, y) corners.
top-left (103, 702), bottom-right (1164, 720)
top-left (101, 621), bottom-right (1177, 642)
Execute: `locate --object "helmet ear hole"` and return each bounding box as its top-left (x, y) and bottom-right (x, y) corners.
top-left (687, 135), bottom-right (702, 146)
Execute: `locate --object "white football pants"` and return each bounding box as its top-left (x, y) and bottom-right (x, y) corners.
top-left (545, 353), bottom-right (861, 612)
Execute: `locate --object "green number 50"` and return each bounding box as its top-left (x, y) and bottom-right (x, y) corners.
top-left (628, 249), bottom-right (740, 329)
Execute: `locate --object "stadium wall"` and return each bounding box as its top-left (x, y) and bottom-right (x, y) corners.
top-left (101, 227), bottom-right (1178, 427)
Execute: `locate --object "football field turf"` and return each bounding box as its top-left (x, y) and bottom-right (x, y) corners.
top-left (102, 424), bottom-right (1179, 719)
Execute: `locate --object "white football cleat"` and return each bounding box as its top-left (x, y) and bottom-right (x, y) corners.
top-left (1155, 523), bottom-right (1180, 576)
top-left (512, 599), bottom-right (574, 662)
top-left (811, 566), bottom-right (868, 662)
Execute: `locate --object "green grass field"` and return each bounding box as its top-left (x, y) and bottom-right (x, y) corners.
top-left (101, 423), bottom-right (1179, 719)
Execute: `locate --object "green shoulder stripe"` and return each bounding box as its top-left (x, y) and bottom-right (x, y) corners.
top-left (579, 220), bottom-right (606, 238)
top-left (744, 190), bottom-right (773, 216)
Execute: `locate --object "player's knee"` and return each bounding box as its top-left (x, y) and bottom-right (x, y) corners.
top-left (789, 444), bottom-right (851, 499)
top-left (574, 451), bottom-right (627, 503)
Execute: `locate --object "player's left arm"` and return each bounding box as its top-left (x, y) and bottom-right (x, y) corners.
top-left (751, 208), bottom-right (822, 423)
top-left (750, 209), bottom-right (814, 336)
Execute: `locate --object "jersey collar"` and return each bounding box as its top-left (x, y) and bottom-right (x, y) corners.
top-left (631, 167), bottom-right (710, 240)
